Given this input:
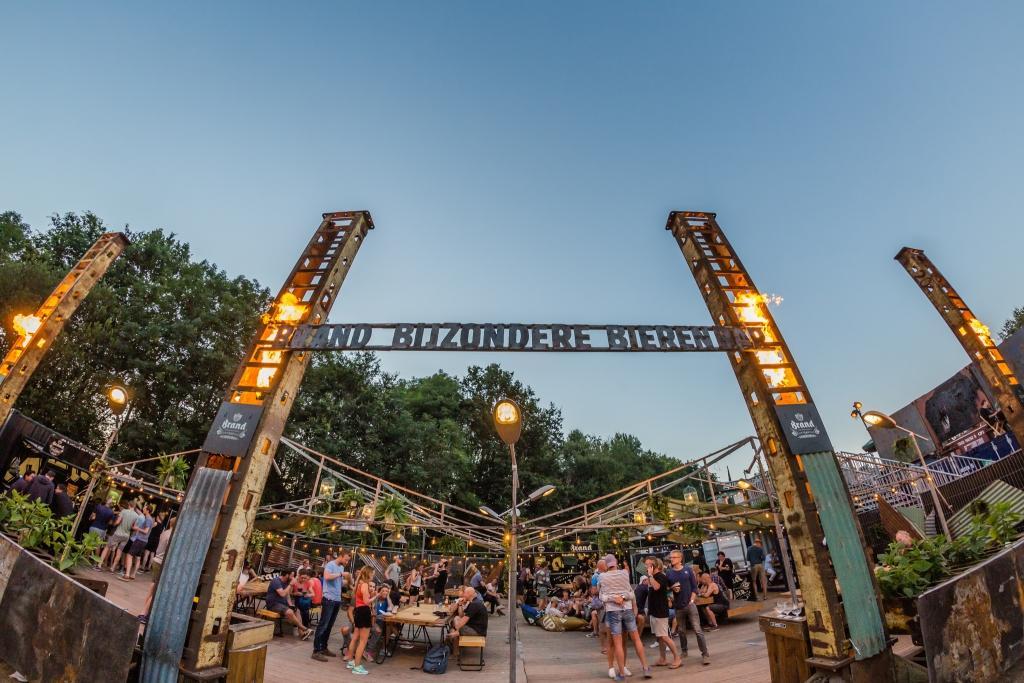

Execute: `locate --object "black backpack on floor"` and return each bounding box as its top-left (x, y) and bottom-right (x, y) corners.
top-left (422, 644), bottom-right (449, 674)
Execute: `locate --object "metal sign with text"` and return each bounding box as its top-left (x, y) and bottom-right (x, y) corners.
top-left (277, 323), bottom-right (769, 353)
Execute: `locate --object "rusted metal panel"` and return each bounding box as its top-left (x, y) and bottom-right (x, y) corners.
top-left (182, 212), bottom-right (373, 672)
top-left (666, 211), bottom-right (889, 667)
top-left (140, 466), bottom-right (232, 683)
top-left (0, 533), bottom-right (137, 683)
top-left (0, 232), bottom-right (129, 427)
top-left (895, 248), bottom-right (1024, 458)
top-left (917, 537), bottom-right (1024, 681)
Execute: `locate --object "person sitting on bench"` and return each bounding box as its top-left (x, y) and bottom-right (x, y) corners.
top-left (697, 572), bottom-right (729, 630)
top-left (266, 568), bottom-right (312, 639)
top-left (446, 586), bottom-right (488, 658)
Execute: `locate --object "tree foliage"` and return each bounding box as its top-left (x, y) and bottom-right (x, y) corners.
top-left (2, 209), bottom-right (706, 516)
top-left (1001, 306), bottom-right (1024, 340)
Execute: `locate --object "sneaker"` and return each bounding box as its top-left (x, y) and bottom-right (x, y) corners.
top-left (623, 667), bottom-right (632, 677)
top-left (322, 649), bottom-right (337, 658)
top-left (614, 676), bottom-right (625, 682)
top-left (681, 651), bottom-right (688, 658)
top-left (311, 652), bottom-right (329, 662)
top-left (586, 632), bottom-right (597, 638)
top-left (608, 667), bottom-right (616, 679)
top-left (346, 660), bottom-right (356, 669)
top-left (351, 665), bottom-right (369, 675)
top-left (648, 641), bottom-right (659, 648)
top-left (643, 668), bottom-right (652, 679)
top-left (702, 654), bottom-right (710, 666)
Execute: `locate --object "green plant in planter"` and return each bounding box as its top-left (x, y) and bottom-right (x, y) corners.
top-left (0, 491), bottom-right (58, 550)
top-left (376, 494), bottom-right (410, 528)
top-left (51, 519), bottom-right (104, 572)
top-left (337, 489), bottom-right (365, 516)
top-left (877, 536), bottom-right (949, 598)
top-left (435, 535), bottom-right (466, 555)
top-left (156, 455), bottom-right (191, 491)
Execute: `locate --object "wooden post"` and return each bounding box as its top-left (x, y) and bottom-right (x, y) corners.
top-left (0, 232), bottom-right (129, 426)
top-left (179, 212), bottom-right (373, 673)
top-left (667, 211), bottom-right (892, 680)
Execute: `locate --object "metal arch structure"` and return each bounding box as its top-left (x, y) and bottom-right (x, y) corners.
top-left (895, 247), bottom-right (1024, 451)
top-left (165, 212), bottom-right (374, 675)
top-left (666, 212), bottom-right (891, 676)
top-left (0, 231), bottom-right (129, 427)
top-left (162, 209), bottom-right (895, 680)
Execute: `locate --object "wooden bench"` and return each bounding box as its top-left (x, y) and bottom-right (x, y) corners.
top-left (458, 635), bottom-right (486, 671)
top-left (256, 608), bottom-right (284, 637)
top-left (726, 602), bottom-right (764, 620)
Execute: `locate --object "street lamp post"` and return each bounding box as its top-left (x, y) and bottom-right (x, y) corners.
top-left (492, 399), bottom-right (523, 683)
top-left (852, 405), bottom-right (952, 539)
top-left (65, 384), bottom-right (130, 562)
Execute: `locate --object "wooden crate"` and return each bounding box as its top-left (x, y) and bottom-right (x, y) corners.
top-left (759, 615), bottom-right (811, 683)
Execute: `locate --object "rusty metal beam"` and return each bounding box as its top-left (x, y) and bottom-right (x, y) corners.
top-left (0, 232), bottom-right (129, 427)
top-left (895, 247), bottom-right (1024, 450)
top-left (666, 212), bottom-right (891, 676)
top-left (178, 211), bottom-right (373, 673)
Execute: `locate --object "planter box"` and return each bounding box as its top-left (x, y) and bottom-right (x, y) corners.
top-left (916, 538), bottom-right (1024, 682)
top-left (0, 533), bottom-right (137, 683)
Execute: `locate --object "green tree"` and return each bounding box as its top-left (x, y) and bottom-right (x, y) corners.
top-left (0, 211), bottom-right (270, 467)
top-left (1001, 307), bottom-right (1024, 340)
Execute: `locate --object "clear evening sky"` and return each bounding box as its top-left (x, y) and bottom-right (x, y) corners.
top-left (3, 3), bottom-right (1022, 478)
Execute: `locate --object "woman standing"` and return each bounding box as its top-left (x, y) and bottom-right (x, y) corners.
top-left (405, 564), bottom-right (423, 604)
top-left (347, 566), bottom-right (374, 676)
top-left (432, 559), bottom-right (449, 605)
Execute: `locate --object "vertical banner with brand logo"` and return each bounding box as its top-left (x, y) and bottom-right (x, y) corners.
top-left (201, 402), bottom-right (264, 458)
top-left (773, 403), bottom-right (833, 455)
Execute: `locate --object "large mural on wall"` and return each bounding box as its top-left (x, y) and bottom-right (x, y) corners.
top-left (870, 329), bottom-right (1024, 464)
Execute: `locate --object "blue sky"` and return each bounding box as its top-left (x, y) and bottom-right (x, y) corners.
top-left (3, 2), bottom-right (1023, 478)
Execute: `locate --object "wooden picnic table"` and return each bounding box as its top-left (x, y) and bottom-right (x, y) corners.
top-left (377, 605), bottom-right (451, 663)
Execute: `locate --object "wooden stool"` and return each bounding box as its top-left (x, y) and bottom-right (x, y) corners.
top-left (458, 636), bottom-right (486, 671)
top-left (256, 609), bottom-right (284, 637)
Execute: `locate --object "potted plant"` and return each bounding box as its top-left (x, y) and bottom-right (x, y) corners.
top-left (375, 494), bottom-right (410, 530)
top-left (156, 455), bottom-right (191, 491)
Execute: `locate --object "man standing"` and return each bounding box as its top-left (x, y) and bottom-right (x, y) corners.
top-left (88, 498), bottom-right (116, 539)
top-left (51, 482), bottom-right (74, 518)
top-left (312, 548), bottom-right (350, 661)
top-left (715, 551), bottom-right (735, 601)
top-left (10, 470), bottom-right (34, 494)
top-left (25, 469), bottom-right (55, 505)
top-left (665, 549), bottom-right (709, 665)
top-left (97, 502), bottom-right (135, 571)
top-left (747, 538), bottom-right (768, 600)
top-left (535, 562), bottom-right (552, 603)
top-left (385, 555), bottom-right (402, 589)
top-left (691, 549), bottom-right (709, 574)
top-left (121, 504), bottom-right (153, 580)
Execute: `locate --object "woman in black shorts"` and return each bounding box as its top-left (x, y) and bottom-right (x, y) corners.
top-left (347, 567), bottom-right (374, 675)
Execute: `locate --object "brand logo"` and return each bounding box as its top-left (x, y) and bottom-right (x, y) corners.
top-left (216, 413), bottom-right (250, 441)
top-left (48, 438), bottom-right (66, 457)
top-left (789, 413), bottom-right (821, 440)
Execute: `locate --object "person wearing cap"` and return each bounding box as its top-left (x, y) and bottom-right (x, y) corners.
top-left (598, 554), bottom-right (651, 680)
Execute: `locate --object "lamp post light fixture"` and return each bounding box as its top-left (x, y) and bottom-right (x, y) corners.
top-left (66, 383), bottom-right (132, 563)
top-left (492, 398), bottom-right (522, 683)
top-left (852, 405), bottom-right (952, 539)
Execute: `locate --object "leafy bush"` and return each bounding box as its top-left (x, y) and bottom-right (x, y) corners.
top-left (877, 501), bottom-right (1023, 598)
top-left (0, 491), bottom-right (102, 572)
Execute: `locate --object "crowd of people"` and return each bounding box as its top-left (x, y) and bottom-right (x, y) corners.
top-left (237, 551), bottom-right (495, 676)
top-left (516, 541), bottom-right (780, 681)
